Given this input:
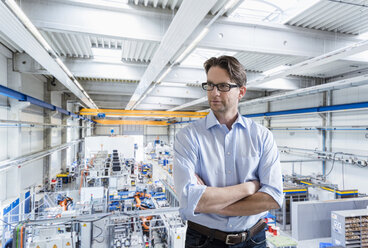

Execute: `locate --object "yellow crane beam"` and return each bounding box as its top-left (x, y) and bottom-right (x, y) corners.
top-left (94, 119), bottom-right (170, 126)
top-left (80, 108), bottom-right (208, 118)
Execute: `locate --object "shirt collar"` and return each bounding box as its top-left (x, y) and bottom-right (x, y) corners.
top-left (205, 110), bottom-right (247, 130)
top-left (205, 110), bottom-right (220, 129)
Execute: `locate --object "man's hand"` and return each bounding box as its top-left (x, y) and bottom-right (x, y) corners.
top-left (195, 174), bottom-right (205, 185)
top-left (244, 180), bottom-right (260, 195)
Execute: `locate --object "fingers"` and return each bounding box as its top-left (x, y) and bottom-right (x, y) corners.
top-left (195, 174), bottom-right (205, 185)
top-left (244, 180), bottom-right (260, 196)
top-left (251, 180), bottom-right (260, 191)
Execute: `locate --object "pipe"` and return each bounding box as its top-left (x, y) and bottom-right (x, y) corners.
top-left (0, 139), bottom-right (82, 172)
top-left (0, 119), bottom-right (94, 128)
top-left (0, 85), bottom-right (94, 123)
top-left (271, 127), bottom-right (368, 131)
top-left (245, 101), bottom-right (368, 118)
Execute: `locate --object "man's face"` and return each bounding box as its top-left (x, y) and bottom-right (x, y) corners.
top-left (206, 66), bottom-right (246, 114)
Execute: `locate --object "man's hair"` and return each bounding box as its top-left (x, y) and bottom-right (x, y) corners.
top-left (204, 56), bottom-right (247, 87)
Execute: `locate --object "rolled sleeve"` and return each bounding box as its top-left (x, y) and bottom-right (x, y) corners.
top-left (257, 129), bottom-right (284, 208)
top-left (173, 127), bottom-right (206, 219)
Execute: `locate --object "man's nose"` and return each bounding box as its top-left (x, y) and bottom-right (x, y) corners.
top-left (210, 86), bottom-right (220, 96)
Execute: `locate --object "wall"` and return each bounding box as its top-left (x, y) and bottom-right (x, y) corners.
top-left (253, 88), bottom-right (368, 194)
top-left (94, 124), bottom-right (170, 146)
top-left (0, 52), bottom-right (8, 201)
top-left (0, 51), bottom-right (84, 205)
top-left (94, 124), bottom-right (144, 136)
top-left (145, 126), bottom-right (169, 146)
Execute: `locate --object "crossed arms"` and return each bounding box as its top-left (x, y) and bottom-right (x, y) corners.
top-left (194, 174), bottom-right (280, 216)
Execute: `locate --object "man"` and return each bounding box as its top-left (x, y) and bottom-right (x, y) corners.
top-left (173, 56), bottom-right (283, 248)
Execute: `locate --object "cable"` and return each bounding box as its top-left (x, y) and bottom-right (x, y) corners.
top-left (92, 224), bottom-right (104, 243)
top-left (325, 152), bottom-right (344, 177)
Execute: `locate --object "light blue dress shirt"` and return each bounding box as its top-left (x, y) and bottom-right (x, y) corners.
top-left (173, 110), bottom-right (283, 232)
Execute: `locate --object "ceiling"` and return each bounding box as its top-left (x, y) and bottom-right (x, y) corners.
top-left (1, 0), bottom-right (368, 121)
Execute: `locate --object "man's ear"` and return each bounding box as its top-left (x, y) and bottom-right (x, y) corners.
top-left (238, 86), bottom-right (246, 100)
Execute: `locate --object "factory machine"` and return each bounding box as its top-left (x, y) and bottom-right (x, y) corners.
top-left (2, 149), bottom-right (185, 248)
top-left (271, 174), bottom-right (362, 231)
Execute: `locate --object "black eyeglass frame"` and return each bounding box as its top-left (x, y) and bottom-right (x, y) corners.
top-left (202, 82), bottom-right (239, 92)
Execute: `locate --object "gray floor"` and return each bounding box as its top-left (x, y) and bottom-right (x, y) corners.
top-left (278, 225), bottom-right (332, 248)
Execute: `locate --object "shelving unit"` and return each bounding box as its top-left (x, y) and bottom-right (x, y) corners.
top-left (331, 209), bottom-right (368, 248)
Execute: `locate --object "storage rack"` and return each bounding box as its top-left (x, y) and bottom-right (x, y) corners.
top-left (331, 209), bottom-right (368, 248)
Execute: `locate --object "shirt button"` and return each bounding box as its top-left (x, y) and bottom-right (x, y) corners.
top-left (229, 224), bottom-right (232, 228)
top-left (227, 170), bottom-right (231, 174)
top-left (227, 152), bottom-right (231, 155)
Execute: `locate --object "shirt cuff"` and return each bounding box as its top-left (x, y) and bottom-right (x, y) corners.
top-left (182, 184), bottom-right (207, 219)
top-left (259, 185), bottom-right (284, 208)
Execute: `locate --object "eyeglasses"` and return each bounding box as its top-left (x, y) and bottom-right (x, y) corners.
top-left (202, 82), bottom-right (239, 92)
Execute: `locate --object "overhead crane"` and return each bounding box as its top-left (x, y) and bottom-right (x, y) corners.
top-left (80, 108), bottom-right (209, 125)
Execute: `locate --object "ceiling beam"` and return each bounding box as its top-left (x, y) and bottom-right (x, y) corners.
top-left (125, 0), bottom-right (218, 109)
top-left (0, 2), bottom-right (95, 108)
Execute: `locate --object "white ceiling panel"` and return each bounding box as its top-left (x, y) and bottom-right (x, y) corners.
top-left (129, 0), bottom-right (184, 10)
top-left (292, 60), bottom-right (368, 78)
top-left (129, 0), bottom-right (237, 15)
top-left (41, 30), bottom-right (93, 58)
top-left (235, 51), bottom-right (307, 72)
top-left (121, 40), bottom-right (159, 63)
top-left (285, 0), bottom-right (368, 35)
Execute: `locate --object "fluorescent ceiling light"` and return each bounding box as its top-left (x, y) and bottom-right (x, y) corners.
top-left (175, 27), bottom-right (209, 64)
top-left (357, 32), bottom-right (368, 40)
top-left (156, 67), bottom-right (172, 82)
top-left (55, 58), bottom-right (74, 78)
top-left (224, 0), bottom-right (239, 11)
top-left (5, 0), bottom-right (53, 53)
top-left (92, 47), bottom-right (122, 62)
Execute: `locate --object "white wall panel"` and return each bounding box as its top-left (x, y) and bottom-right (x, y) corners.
top-left (327, 161), bottom-right (368, 194)
top-left (273, 130), bottom-right (321, 149)
top-left (85, 136), bottom-right (135, 158)
top-left (0, 53), bottom-right (8, 161)
top-left (0, 173), bottom-right (5, 201)
top-left (330, 131), bottom-right (368, 158)
top-left (20, 161), bottom-right (43, 189)
top-left (270, 115), bottom-right (323, 127)
top-left (146, 126), bottom-right (168, 135)
top-left (331, 111), bottom-right (368, 127)
top-left (21, 74), bottom-right (44, 99)
top-left (271, 93), bottom-right (324, 112)
top-left (95, 126), bottom-right (114, 136)
top-left (241, 102), bottom-right (267, 115)
top-left (332, 84), bottom-right (368, 105)
top-left (50, 152), bottom-right (61, 177)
